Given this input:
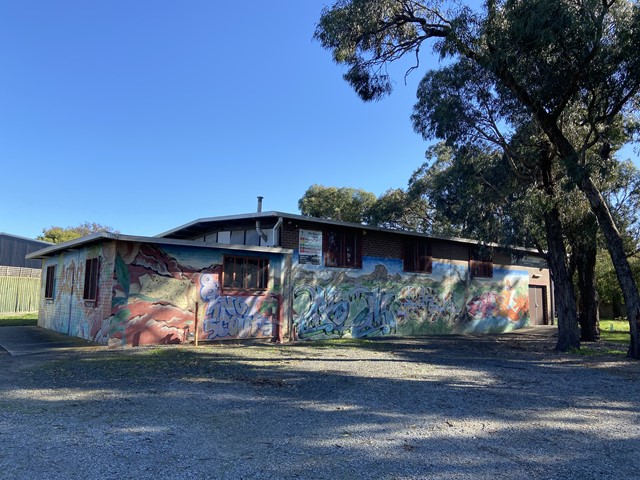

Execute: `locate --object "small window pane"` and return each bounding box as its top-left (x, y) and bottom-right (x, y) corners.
top-left (83, 258), bottom-right (99, 301)
top-left (44, 265), bottom-right (56, 299)
top-left (217, 231), bottom-right (231, 244)
top-left (403, 239), bottom-right (432, 273)
top-left (230, 230), bottom-right (245, 245)
top-left (245, 259), bottom-right (259, 289)
top-left (324, 230), bottom-right (361, 268)
top-left (223, 256), bottom-right (269, 292)
top-left (245, 229), bottom-right (260, 246)
top-left (470, 248), bottom-right (493, 278)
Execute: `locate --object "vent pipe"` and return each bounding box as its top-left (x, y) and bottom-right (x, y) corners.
top-left (256, 196), bottom-right (268, 244)
top-left (272, 216), bottom-right (283, 247)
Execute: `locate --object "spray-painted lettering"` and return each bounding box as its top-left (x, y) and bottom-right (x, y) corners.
top-left (199, 273), bottom-right (275, 340)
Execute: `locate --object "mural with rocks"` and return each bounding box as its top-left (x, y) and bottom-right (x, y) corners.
top-left (292, 256), bottom-right (529, 340)
top-left (108, 243), bottom-right (282, 346)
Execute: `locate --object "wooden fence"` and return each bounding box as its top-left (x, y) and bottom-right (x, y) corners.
top-left (0, 266), bottom-right (42, 314)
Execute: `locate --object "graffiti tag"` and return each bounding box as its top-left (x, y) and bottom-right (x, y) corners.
top-left (199, 273), bottom-right (275, 340)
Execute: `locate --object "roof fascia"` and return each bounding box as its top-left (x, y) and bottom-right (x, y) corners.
top-left (26, 232), bottom-right (293, 260)
top-left (156, 211), bottom-right (542, 255)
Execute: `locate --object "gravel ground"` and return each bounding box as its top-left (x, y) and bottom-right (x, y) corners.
top-left (0, 333), bottom-right (639, 480)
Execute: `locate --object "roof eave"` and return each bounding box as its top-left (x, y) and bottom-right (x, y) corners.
top-left (26, 231), bottom-right (294, 260)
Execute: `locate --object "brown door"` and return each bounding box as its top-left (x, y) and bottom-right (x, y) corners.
top-left (528, 286), bottom-right (548, 325)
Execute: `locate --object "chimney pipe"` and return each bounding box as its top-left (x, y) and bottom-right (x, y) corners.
top-left (255, 196), bottom-right (268, 244)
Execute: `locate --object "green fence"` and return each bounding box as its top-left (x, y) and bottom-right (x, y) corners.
top-left (0, 276), bottom-right (41, 314)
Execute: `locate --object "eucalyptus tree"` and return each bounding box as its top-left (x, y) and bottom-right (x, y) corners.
top-left (366, 188), bottom-right (435, 232)
top-left (409, 135), bottom-right (588, 348)
top-left (410, 56), bottom-right (583, 349)
top-left (315, 0), bottom-right (640, 357)
top-left (595, 159), bottom-right (640, 315)
top-left (298, 184), bottom-right (377, 223)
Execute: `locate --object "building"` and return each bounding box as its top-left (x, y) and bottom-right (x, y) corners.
top-left (0, 233), bottom-right (52, 314)
top-left (0, 232), bottom-right (52, 270)
top-left (27, 211), bottom-right (553, 346)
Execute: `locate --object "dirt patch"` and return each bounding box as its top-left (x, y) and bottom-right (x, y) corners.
top-left (0, 334), bottom-right (638, 479)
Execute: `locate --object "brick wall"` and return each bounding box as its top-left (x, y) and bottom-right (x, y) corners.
top-left (282, 221), bottom-right (477, 261)
top-left (38, 242), bottom-right (116, 341)
top-left (362, 230), bottom-right (402, 259)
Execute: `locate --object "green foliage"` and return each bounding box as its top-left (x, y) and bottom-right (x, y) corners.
top-left (604, 159), bottom-right (640, 252)
top-left (37, 222), bottom-right (118, 244)
top-left (0, 312), bottom-right (38, 327)
top-left (367, 188), bottom-right (432, 232)
top-left (298, 184), bottom-right (437, 232)
top-left (596, 251), bottom-right (640, 305)
top-left (569, 346), bottom-right (627, 356)
top-left (298, 184), bottom-right (377, 223)
top-left (316, 0), bottom-right (640, 353)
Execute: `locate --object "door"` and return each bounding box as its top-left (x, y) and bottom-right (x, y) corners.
top-left (528, 285), bottom-right (548, 325)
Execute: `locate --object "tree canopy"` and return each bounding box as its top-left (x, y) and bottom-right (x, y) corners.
top-left (316, 0), bottom-right (640, 355)
top-left (298, 185), bottom-right (377, 223)
top-left (38, 222), bottom-right (118, 244)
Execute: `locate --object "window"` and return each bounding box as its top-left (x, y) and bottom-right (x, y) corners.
top-left (403, 238), bottom-right (432, 273)
top-left (83, 258), bottom-right (100, 301)
top-left (470, 248), bottom-right (493, 278)
top-left (324, 229), bottom-right (362, 268)
top-left (44, 265), bottom-right (56, 299)
top-left (223, 256), bottom-right (269, 291)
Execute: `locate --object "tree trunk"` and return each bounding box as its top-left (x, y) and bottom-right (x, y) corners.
top-left (544, 207), bottom-right (580, 351)
top-left (580, 176), bottom-right (640, 358)
top-left (576, 241), bottom-right (600, 342)
top-left (535, 121), bottom-right (640, 357)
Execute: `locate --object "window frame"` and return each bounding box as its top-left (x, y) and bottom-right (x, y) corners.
top-left (403, 238), bottom-right (433, 274)
top-left (323, 229), bottom-right (363, 269)
top-left (83, 257), bottom-right (100, 302)
top-left (470, 247), bottom-right (494, 278)
top-left (44, 265), bottom-right (56, 300)
top-left (222, 255), bottom-right (269, 293)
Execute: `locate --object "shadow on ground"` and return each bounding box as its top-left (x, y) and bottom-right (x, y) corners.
top-left (0, 334), bottom-right (638, 479)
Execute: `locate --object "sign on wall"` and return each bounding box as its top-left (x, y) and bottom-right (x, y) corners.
top-left (299, 229), bottom-right (322, 265)
top-left (512, 254), bottom-right (546, 268)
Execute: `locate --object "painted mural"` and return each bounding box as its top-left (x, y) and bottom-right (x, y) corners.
top-left (107, 243), bottom-right (281, 346)
top-left (292, 256), bottom-right (530, 340)
top-left (199, 272), bottom-right (279, 340)
top-left (39, 243), bottom-right (115, 344)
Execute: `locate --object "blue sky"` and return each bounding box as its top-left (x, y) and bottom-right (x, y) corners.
top-left (1, 0), bottom-right (432, 239)
top-left (1, 1), bottom-right (638, 240)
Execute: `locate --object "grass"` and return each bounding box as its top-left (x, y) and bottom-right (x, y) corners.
top-left (570, 346), bottom-right (627, 356)
top-left (569, 319), bottom-right (630, 357)
top-left (599, 319), bottom-right (630, 344)
top-left (0, 312), bottom-right (38, 327)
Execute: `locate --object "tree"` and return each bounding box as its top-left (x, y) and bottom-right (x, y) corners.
top-left (595, 159), bottom-right (640, 316)
top-left (298, 184), bottom-right (377, 223)
top-left (38, 222), bottom-right (118, 244)
top-left (597, 251), bottom-right (640, 316)
top-left (315, 0), bottom-right (640, 357)
top-left (408, 137), bottom-right (585, 349)
top-left (409, 57), bottom-right (584, 349)
top-left (367, 188), bottom-right (433, 232)
top-left (407, 142), bottom-right (542, 246)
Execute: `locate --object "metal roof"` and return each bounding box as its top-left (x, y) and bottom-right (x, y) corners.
top-left (156, 211), bottom-right (542, 254)
top-left (25, 231), bottom-right (293, 260)
top-left (0, 232), bottom-right (52, 246)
